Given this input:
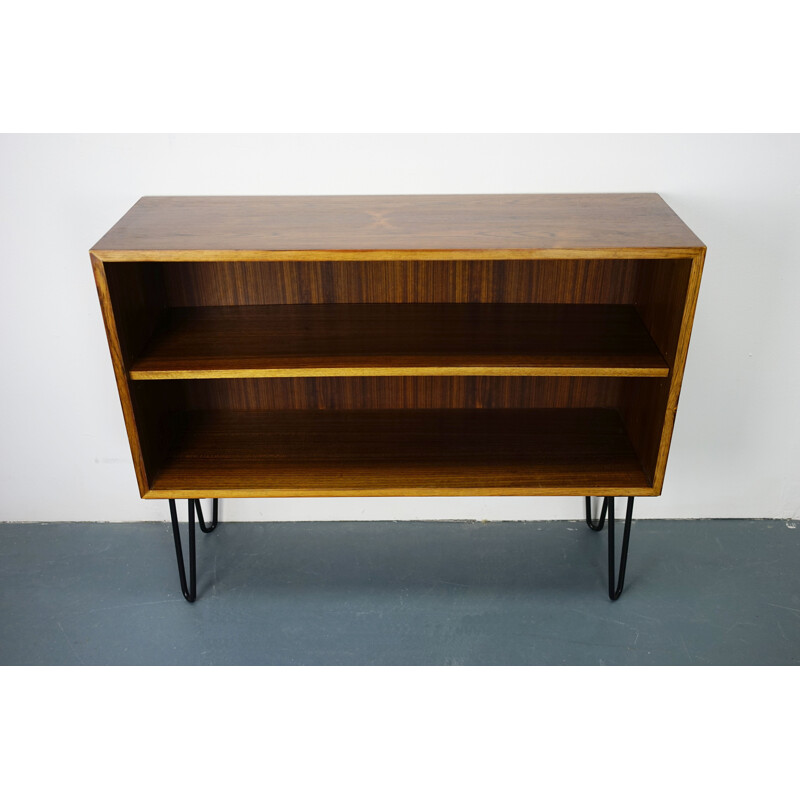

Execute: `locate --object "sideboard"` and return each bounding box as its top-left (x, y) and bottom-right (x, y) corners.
top-left (91, 194), bottom-right (705, 601)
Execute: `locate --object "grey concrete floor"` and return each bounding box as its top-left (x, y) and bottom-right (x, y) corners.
top-left (0, 518), bottom-right (798, 665)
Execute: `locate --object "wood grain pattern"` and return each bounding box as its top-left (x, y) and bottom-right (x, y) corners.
top-left (129, 304), bottom-right (668, 379)
top-left (177, 376), bottom-right (627, 411)
top-left (90, 254), bottom-right (150, 494)
top-left (634, 258), bottom-right (693, 370)
top-left (650, 251), bottom-right (706, 492)
top-left (615, 257), bottom-right (694, 482)
top-left (91, 194), bottom-right (705, 260)
top-left (103, 261), bottom-right (166, 368)
top-left (615, 253), bottom-right (703, 487)
top-left (159, 258), bottom-right (647, 306)
top-left (145, 408), bottom-right (653, 498)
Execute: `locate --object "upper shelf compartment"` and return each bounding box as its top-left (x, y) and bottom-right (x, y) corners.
top-left (128, 303), bottom-right (669, 380)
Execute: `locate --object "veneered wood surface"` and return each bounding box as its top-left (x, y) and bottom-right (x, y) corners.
top-left (129, 304), bottom-right (668, 379)
top-left (650, 251), bottom-right (706, 492)
top-left (90, 254), bottom-right (150, 495)
top-left (92, 195), bottom-right (705, 260)
top-left (619, 257), bottom-right (694, 482)
top-left (146, 408), bottom-right (653, 498)
top-left (177, 375), bottom-right (626, 411)
top-left (103, 259), bottom-right (166, 368)
top-left (159, 258), bottom-right (647, 306)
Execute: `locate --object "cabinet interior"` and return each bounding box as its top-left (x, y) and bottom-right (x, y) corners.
top-left (103, 257), bottom-right (693, 497)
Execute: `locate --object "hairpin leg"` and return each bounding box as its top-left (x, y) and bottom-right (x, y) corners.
top-left (169, 499), bottom-right (196, 603)
top-left (607, 497), bottom-right (635, 601)
top-left (168, 499), bottom-right (221, 603)
top-left (585, 496), bottom-right (635, 601)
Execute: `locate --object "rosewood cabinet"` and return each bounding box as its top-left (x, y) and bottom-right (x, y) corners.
top-left (91, 194), bottom-right (705, 601)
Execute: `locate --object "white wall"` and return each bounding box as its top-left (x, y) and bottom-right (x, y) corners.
top-left (0, 134), bottom-right (797, 522)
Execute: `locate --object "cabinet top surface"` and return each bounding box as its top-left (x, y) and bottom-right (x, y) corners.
top-left (91, 193), bottom-right (705, 258)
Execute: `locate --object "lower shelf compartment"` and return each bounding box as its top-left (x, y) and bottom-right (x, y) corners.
top-left (146, 408), bottom-right (653, 498)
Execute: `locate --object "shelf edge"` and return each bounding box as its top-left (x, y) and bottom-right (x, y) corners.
top-left (128, 365), bottom-right (671, 380)
top-left (143, 486), bottom-right (660, 499)
top-left (91, 247), bottom-right (706, 263)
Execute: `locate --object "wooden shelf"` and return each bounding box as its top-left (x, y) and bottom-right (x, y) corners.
top-left (146, 408), bottom-right (653, 498)
top-left (129, 303), bottom-right (668, 380)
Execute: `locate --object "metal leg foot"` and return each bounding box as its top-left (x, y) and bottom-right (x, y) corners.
top-left (585, 496), bottom-right (609, 531)
top-left (194, 499), bottom-right (218, 533)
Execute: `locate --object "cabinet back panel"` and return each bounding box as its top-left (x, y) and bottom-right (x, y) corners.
top-left (174, 376), bottom-right (625, 411)
top-left (158, 260), bottom-right (653, 306)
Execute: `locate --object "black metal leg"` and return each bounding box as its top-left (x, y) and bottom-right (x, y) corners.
top-left (607, 496), bottom-right (634, 601)
top-left (194, 499), bottom-right (218, 533)
top-left (585, 495), bottom-right (635, 600)
top-left (585, 497), bottom-right (609, 531)
top-left (169, 499), bottom-right (196, 603)
top-left (167, 499), bottom-right (222, 602)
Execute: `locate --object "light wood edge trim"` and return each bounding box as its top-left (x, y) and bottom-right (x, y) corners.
top-left (91, 247), bottom-right (706, 263)
top-left (651, 250), bottom-right (706, 493)
top-left (128, 366), bottom-right (670, 380)
top-left (144, 486), bottom-right (659, 499)
top-left (91, 253), bottom-right (150, 497)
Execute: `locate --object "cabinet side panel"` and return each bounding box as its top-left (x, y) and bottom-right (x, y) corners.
top-left (103, 262), bottom-right (167, 367)
top-left (177, 376), bottom-right (625, 411)
top-left (90, 255), bottom-right (151, 495)
top-left (635, 258), bottom-right (693, 369)
top-left (620, 254), bottom-right (704, 488)
top-left (103, 262), bottom-right (174, 491)
top-left (650, 252), bottom-right (705, 491)
top-left (617, 378), bottom-right (669, 485)
top-left (128, 382), bottom-right (183, 487)
top-left (161, 260), bottom-right (643, 305)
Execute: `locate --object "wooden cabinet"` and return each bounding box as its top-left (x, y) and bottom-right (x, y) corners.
top-left (91, 194), bottom-right (705, 600)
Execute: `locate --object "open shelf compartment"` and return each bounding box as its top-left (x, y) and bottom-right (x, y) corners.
top-left (128, 303), bottom-right (669, 379)
top-left (128, 375), bottom-right (661, 498)
top-left (145, 407), bottom-right (653, 498)
top-left (96, 252), bottom-right (698, 499)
